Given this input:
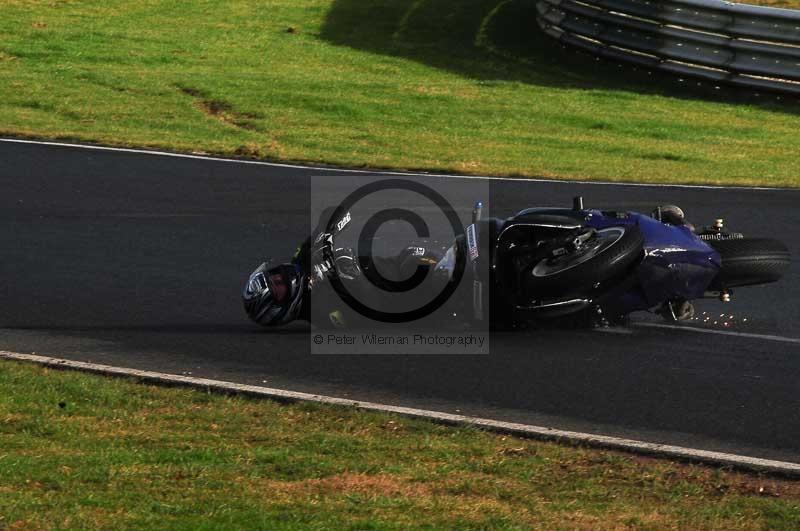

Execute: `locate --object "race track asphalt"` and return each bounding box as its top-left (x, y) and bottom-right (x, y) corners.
top-left (2, 140), bottom-right (799, 463)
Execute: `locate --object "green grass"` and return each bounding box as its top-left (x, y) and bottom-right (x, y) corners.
top-left (745, 1), bottom-right (800, 6)
top-left (1, 361), bottom-right (800, 529)
top-left (0, 0), bottom-right (798, 186)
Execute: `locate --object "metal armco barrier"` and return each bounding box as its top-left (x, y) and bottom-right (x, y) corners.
top-left (536, 0), bottom-right (800, 96)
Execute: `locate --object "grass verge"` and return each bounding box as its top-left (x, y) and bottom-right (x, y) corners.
top-left (1, 360), bottom-right (799, 529)
top-left (745, 1), bottom-right (800, 6)
top-left (0, 1), bottom-right (798, 187)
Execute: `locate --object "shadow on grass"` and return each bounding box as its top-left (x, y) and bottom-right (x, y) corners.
top-left (319, 0), bottom-right (797, 112)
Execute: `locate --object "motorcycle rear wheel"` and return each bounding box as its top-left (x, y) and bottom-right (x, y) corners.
top-left (525, 224), bottom-right (644, 296)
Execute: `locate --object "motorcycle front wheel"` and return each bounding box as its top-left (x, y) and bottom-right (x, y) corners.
top-left (709, 238), bottom-right (790, 288)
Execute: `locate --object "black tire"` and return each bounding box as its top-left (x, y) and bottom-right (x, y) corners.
top-left (524, 224), bottom-right (644, 296)
top-left (709, 238), bottom-right (790, 288)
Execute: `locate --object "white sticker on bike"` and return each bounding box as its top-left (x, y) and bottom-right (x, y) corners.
top-left (466, 224), bottom-right (479, 261)
top-left (336, 211), bottom-right (351, 232)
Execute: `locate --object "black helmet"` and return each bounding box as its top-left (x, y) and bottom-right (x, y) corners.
top-left (243, 262), bottom-right (304, 326)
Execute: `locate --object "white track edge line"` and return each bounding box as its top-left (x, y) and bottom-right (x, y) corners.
top-left (0, 137), bottom-right (792, 191)
top-left (635, 322), bottom-right (800, 345)
top-left (2, 351), bottom-right (799, 476)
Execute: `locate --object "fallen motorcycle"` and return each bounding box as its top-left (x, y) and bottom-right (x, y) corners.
top-left (243, 197), bottom-right (791, 328)
top-left (471, 198), bottom-right (791, 326)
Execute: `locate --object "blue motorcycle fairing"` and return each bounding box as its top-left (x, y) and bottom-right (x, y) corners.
top-left (584, 211), bottom-right (721, 312)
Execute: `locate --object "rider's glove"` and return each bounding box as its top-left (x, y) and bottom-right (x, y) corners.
top-left (332, 247), bottom-right (361, 280)
top-left (309, 232), bottom-right (334, 284)
top-left (309, 232), bottom-right (361, 283)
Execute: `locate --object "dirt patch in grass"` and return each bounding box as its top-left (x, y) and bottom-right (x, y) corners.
top-left (177, 85), bottom-right (263, 132)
